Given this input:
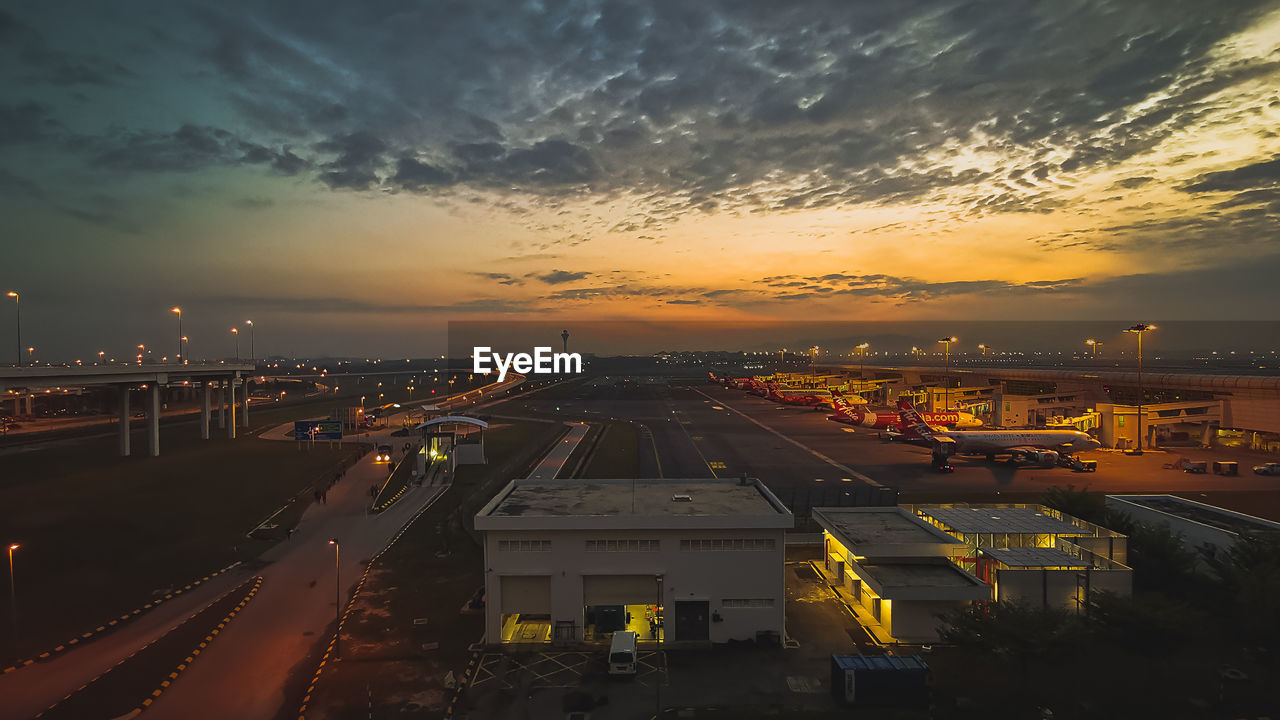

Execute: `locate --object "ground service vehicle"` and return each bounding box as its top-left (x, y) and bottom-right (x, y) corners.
top-left (375, 445), bottom-right (393, 462)
top-left (1254, 462), bottom-right (1280, 476)
top-left (608, 631), bottom-right (638, 676)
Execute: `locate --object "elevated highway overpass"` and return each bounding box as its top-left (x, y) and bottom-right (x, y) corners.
top-left (1, 364), bottom-right (258, 457)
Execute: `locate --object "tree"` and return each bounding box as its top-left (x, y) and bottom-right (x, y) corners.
top-left (1126, 522), bottom-right (1200, 594)
top-left (1204, 532), bottom-right (1280, 646)
top-left (1086, 590), bottom-right (1199, 655)
top-left (938, 601), bottom-right (1085, 682)
top-left (1041, 484), bottom-right (1105, 524)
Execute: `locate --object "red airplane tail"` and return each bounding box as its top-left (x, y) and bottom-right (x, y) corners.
top-left (896, 399), bottom-right (935, 440)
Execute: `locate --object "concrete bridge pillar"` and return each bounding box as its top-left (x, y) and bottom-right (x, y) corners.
top-left (226, 377), bottom-right (237, 439)
top-left (148, 383), bottom-right (161, 457)
top-left (118, 384), bottom-right (131, 456)
top-left (201, 381), bottom-right (211, 440)
top-left (218, 381), bottom-right (226, 429)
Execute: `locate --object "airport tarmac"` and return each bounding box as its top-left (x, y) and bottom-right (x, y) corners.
top-left (490, 376), bottom-right (1280, 524)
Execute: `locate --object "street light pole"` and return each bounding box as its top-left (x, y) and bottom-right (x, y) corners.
top-left (231, 328), bottom-right (239, 362)
top-left (7, 543), bottom-right (18, 630)
top-left (171, 307), bottom-right (183, 364)
top-left (1086, 339), bottom-right (1101, 357)
top-left (245, 320), bottom-right (254, 366)
top-left (655, 574), bottom-right (664, 718)
top-left (856, 343), bottom-right (869, 382)
top-left (329, 538), bottom-right (341, 658)
top-left (5, 292), bottom-right (19, 367)
top-left (938, 337), bottom-right (957, 411)
top-left (1125, 324), bottom-right (1156, 453)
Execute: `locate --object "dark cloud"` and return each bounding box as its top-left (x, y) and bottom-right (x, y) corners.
top-left (0, 169), bottom-right (43, 198)
top-left (313, 131), bottom-right (386, 190)
top-left (85, 123), bottom-right (303, 174)
top-left (470, 272), bottom-right (523, 286)
top-left (13, 0), bottom-right (1278, 237)
top-left (535, 269), bottom-right (592, 285)
top-left (232, 196), bottom-right (274, 209)
top-left (1181, 155), bottom-right (1280, 193)
top-left (0, 9), bottom-right (134, 87)
top-left (0, 102), bottom-right (62, 145)
top-left (390, 156), bottom-right (453, 191)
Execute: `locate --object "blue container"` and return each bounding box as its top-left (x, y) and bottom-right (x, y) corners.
top-left (830, 654), bottom-right (930, 706)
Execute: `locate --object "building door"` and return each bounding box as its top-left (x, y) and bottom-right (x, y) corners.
top-left (674, 601), bottom-right (709, 641)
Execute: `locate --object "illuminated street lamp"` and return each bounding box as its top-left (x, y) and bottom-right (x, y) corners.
top-left (26, 347), bottom-right (34, 364)
top-left (855, 342), bottom-right (869, 379)
top-left (171, 307), bottom-right (183, 364)
top-left (97, 350), bottom-right (105, 365)
top-left (938, 337), bottom-right (958, 410)
top-left (978, 343), bottom-right (988, 357)
top-left (5, 292), bottom-right (19, 367)
top-left (1085, 338), bottom-right (1101, 357)
top-left (328, 538), bottom-right (341, 658)
top-left (244, 320), bottom-right (255, 366)
top-left (7, 542), bottom-right (18, 629)
top-left (1125, 323), bottom-right (1157, 453)
top-left (809, 345), bottom-right (819, 376)
top-left (231, 327), bottom-right (239, 361)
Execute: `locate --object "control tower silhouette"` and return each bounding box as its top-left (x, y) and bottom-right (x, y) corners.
top-left (561, 329), bottom-right (569, 354)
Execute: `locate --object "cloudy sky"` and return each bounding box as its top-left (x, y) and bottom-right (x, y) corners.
top-left (3, 0), bottom-right (1280, 358)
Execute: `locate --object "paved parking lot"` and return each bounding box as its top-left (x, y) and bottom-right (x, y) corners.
top-left (463, 562), bottom-right (883, 719)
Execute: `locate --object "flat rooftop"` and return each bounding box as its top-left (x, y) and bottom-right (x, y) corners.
top-left (1107, 495), bottom-right (1280, 536)
top-left (859, 561), bottom-right (983, 589)
top-left (814, 507), bottom-right (964, 553)
top-left (982, 547), bottom-right (1092, 569)
top-left (475, 478), bottom-right (793, 530)
top-left (918, 506), bottom-right (1086, 536)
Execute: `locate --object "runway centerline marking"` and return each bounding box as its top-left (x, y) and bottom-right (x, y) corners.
top-left (690, 388), bottom-right (884, 489)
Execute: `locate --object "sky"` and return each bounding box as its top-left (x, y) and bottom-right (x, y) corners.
top-left (2, 0), bottom-right (1280, 359)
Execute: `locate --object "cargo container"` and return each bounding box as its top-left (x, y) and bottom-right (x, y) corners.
top-left (830, 654), bottom-right (931, 706)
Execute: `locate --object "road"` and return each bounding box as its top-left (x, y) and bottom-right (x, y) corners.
top-left (526, 423), bottom-right (588, 480)
top-left (0, 375), bottom-right (524, 720)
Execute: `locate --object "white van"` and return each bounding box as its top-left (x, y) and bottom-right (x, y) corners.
top-left (608, 631), bottom-right (638, 676)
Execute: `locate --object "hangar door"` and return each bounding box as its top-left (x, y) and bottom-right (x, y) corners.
top-left (500, 575), bottom-right (551, 614)
top-left (583, 575), bottom-right (658, 605)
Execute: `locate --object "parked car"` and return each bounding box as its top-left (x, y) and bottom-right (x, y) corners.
top-left (1253, 462), bottom-right (1280, 476)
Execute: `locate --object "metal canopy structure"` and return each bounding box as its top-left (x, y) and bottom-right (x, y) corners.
top-left (414, 415), bottom-right (490, 430)
top-left (919, 507), bottom-right (1086, 536)
top-left (981, 547), bottom-right (1091, 568)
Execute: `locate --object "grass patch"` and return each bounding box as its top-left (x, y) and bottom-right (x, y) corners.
top-left (0, 422), bottom-right (364, 665)
top-left (299, 419), bottom-right (565, 718)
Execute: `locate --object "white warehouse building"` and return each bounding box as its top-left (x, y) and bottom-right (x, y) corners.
top-left (474, 477), bottom-right (793, 647)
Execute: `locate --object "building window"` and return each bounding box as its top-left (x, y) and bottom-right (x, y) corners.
top-left (497, 539), bottom-right (551, 552)
top-left (585, 539), bottom-right (660, 552)
top-left (721, 598), bottom-right (775, 608)
top-left (679, 538), bottom-right (777, 552)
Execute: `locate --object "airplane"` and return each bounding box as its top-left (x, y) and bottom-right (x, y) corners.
top-left (828, 390), bottom-right (982, 430)
top-left (765, 382), bottom-right (829, 407)
top-left (895, 399), bottom-right (1101, 472)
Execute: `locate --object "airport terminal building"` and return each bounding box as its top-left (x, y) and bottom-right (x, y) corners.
top-left (474, 477), bottom-right (793, 647)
